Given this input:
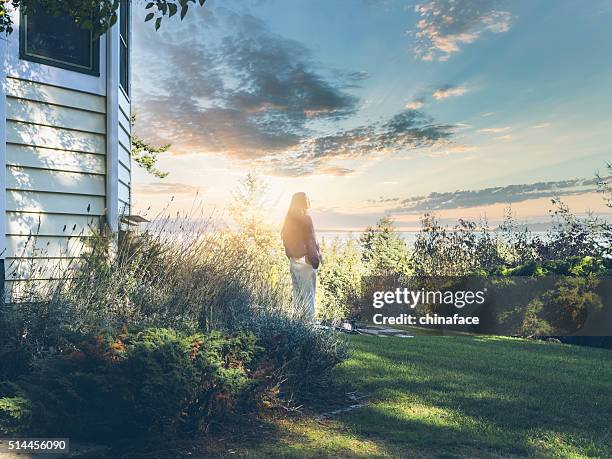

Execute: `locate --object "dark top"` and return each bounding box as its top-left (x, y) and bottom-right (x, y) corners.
top-left (281, 213), bottom-right (321, 268)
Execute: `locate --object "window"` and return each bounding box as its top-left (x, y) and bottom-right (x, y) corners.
top-left (119, 0), bottom-right (130, 96)
top-left (20, 9), bottom-right (100, 75)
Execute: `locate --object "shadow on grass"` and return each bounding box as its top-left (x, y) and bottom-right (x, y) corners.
top-left (112, 335), bottom-right (612, 457)
top-left (330, 335), bottom-right (612, 457)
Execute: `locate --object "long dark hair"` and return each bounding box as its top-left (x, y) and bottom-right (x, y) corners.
top-left (281, 192), bottom-right (309, 242)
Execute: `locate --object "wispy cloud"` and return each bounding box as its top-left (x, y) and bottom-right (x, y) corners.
top-left (413, 0), bottom-right (514, 61)
top-left (532, 122), bottom-right (552, 129)
top-left (134, 10), bottom-right (357, 161)
top-left (389, 177), bottom-right (602, 214)
top-left (256, 109), bottom-right (457, 176)
top-left (405, 98), bottom-right (425, 109)
top-left (432, 84), bottom-right (469, 100)
top-left (494, 134), bottom-right (512, 141)
top-left (477, 126), bottom-right (510, 133)
top-left (134, 182), bottom-right (201, 196)
top-left (133, 8), bottom-right (458, 177)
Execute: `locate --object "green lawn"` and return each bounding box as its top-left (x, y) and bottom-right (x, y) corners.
top-left (241, 335), bottom-right (612, 458)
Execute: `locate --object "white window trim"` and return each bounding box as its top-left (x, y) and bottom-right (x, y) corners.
top-left (106, 22), bottom-right (120, 232)
top-left (5, 11), bottom-right (106, 96)
top-left (1, 36), bottom-right (8, 268)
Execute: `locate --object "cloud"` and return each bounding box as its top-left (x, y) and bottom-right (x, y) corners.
top-left (477, 126), bottom-right (510, 133)
top-left (405, 98), bottom-right (425, 109)
top-left (367, 196), bottom-right (401, 204)
top-left (134, 10), bottom-right (357, 159)
top-left (389, 177), bottom-right (602, 214)
top-left (532, 122), bottom-right (552, 129)
top-left (134, 182), bottom-right (201, 196)
top-left (432, 85), bottom-right (469, 100)
top-left (133, 8), bottom-right (457, 177)
top-left (413, 0), bottom-right (514, 61)
top-left (261, 109), bottom-right (456, 176)
top-left (494, 134), bottom-right (512, 141)
top-left (426, 144), bottom-right (477, 156)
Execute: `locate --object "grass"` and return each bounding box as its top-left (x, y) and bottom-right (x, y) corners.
top-left (117, 334), bottom-right (612, 458)
top-left (244, 335), bottom-right (612, 458)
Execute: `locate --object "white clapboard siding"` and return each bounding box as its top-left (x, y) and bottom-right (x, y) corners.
top-left (5, 279), bottom-right (66, 300)
top-left (6, 144), bottom-right (106, 174)
top-left (6, 97), bottom-right (106, 134)
top-left (7, 121), bottom-right (106, 154)
top-left (6, 235), bottom-right (87, 258)
top-left (118, 181), bottom-right (130, 204)
top-left (119, 142), bottom-right (131, 170)
top-left (118, 162), bottom-right (131, 185)
top-left (119, 200), bottom-right (130, 216)
top-left (6, 212), bottom-right (99, 237)
top-left (4, 257), bottom-right (82, 281)
top-left (7, 190), bottom-right (105, 215)
top-left (5, 85), bottom-right (107, 283)
top-left (119, 109), bottom-right (131, 135)
top-left (5, 78), bottom-right (106, 113)
top-left (7, 166), bottom-right (105, 196)
top-left (119, 90), bottom-right (130, 121)
top-left (118, 124), bottom-right (130, 151)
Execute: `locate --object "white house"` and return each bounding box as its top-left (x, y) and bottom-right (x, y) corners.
top-left (0, 3), bottom-right (132, 294)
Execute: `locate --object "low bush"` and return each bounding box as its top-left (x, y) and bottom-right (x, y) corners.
top-left (242, 313), bottom-right (349, 398)
top-left (0, 395), bottom-right (31, 436)
top-left (0, 321), bottom-right (348, 440)
top-left (0, 300), bottom-right (85, 380)
top-left (0, 328), bottom-right (260, 440)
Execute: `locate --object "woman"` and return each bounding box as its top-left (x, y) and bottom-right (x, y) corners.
top-left (281, 192), bottom-right (321, 321)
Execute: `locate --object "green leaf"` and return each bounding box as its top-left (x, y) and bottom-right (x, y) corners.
top-left (199, 0), bottom-right (206, 5)
top-left (180, 4), bottom-right (189, 20)
top-left (145, 12), bottom-right (155, 22)
top-left (168, 3), bottom-right (178, 16)
top-left (146, 2), bottom-right (154, 8)
top-left (155, 17), bottom-right (162, 30)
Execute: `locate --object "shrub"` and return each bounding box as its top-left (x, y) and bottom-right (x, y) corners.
top-left (318, 238), bottom-right (363, 323)
top-left (0, 394), bottom-right (31, 436)
top-left (1, 328), bottom-right (260, 441)
top-left (242, 313), bottom-right (349, 398)
top-left (0, 301), bottom-right (85, 380)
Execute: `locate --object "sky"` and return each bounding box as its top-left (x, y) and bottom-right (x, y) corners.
top-left (130, 0), bottom-right (612, 231)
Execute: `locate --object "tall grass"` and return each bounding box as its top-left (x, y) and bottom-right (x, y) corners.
top-left (3, 202), bottom-right (296, 355)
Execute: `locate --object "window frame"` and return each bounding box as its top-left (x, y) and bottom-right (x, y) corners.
top-left (19, 10), bottom-right (100, 76)
top-left (119, 0), bottom-right (130, 97)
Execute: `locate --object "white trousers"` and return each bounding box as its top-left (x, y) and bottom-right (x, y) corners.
top-left (289, 257), bottom-right (317, 321)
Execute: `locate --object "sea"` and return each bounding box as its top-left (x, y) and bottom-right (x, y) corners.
top-left (318, 230), bottom-right (551, 248)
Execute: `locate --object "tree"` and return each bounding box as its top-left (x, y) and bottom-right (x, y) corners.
top-left (1, 0), bottom-right (206, 36)
top-left (227, 173), bottom-right (290, 302)
top-left (359, 216), bottom-right (411, 276)
top-left (596, 162), bottom-right (612, 209)
top-left (229, 172), bottom-right (274, 248)
top-left (317, 238), bottom-right (363, 323)
top-left (130, 115), bottom-right (170, 179)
